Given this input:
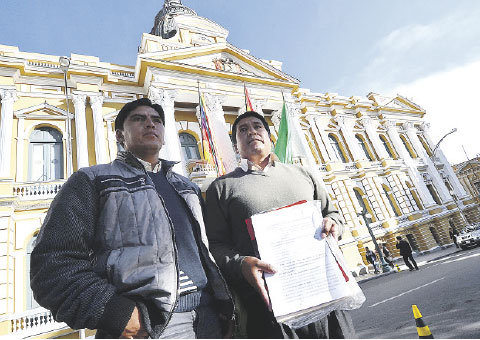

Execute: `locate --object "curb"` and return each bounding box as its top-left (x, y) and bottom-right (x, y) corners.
top-left (356, 249), bottom-right (460, 284)
top-left (356, 270), bottom-right (397, 284)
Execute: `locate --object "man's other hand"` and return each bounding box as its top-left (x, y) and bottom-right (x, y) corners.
top-left (321, 217), bottom-right (339, 240)
top-left (120, 307), bottom-right (148, 339)
top-left (241, 256), bottom-right (276, 309)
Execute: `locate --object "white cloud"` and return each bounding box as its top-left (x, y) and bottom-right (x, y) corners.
top-left (389, 60), bottom-right (480, 165)
top-left (345, 5), bottom-right (480, 96)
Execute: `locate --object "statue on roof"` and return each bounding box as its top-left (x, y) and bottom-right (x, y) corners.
top-left (150, 0), bottom-right (197, 39)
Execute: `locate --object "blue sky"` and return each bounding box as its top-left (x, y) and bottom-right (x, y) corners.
top-left (2, 0), bottom-right (479, 163)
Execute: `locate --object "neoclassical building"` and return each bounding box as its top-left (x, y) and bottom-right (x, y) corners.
top-left (1, 0), bottom-right (479, 338)
top-left (453, 157), bottom-right (480, 205)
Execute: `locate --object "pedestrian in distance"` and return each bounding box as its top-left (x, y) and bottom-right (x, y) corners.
top-left (449, 228), bottom-right (459, 248)
top-left (30, 98), bottom-right (234, 339)
top-left (381, 243), bottom-right (395, 268)
top-left (395, 236), bottom-right (419, 271)
top-left (205, 111), bottom-right (355, 338)
top-left (365, 247), bottom-right (379, 274)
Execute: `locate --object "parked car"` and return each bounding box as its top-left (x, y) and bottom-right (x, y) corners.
top-left (456, 224), bottom-right (480, 250)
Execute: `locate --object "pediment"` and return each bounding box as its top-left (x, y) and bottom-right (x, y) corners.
top-left (140, 42), bottom-right (298, 83)
top-left (14, 102), bottom-right (72, 119)
top-left (367, 93), bottom-right (424, 112)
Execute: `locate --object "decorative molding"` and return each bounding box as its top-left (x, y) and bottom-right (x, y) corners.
top-left (0, 88), bottom-right (18, 102)
top-left (89, 95), bottom-right (104, 107)
top-left (72, 94), bottom-right (87, 108)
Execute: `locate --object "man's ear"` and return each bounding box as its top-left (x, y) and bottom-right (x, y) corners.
top-left (115, 129), bottom-right (124, 146)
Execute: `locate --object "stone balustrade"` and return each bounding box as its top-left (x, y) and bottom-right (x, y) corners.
top-left (344, 163), bottom-right (357, 171)
top-left (0, 307), bottom-right (68, 338)
top-left (12, 181), bottom-right (65, 200)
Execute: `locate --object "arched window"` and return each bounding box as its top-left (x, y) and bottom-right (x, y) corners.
top-left (383, 186), bottom-right (401, 217)
top-left (379, 135), bottom-right (395, 159)
top-left (355, 135), bottom-right (374, 161)
top-left (400, 135), bottom-right (417, 158)
top-left (26, 234), bottom-right (40, 310)
top-left (354, 189), bottom-right (376, 224)
top-left (328, 134), bottom-right (348, 163)
top-left (179, 132), bottom-right (200, 161)
top-left (28, 127), bottom-right (64, 181)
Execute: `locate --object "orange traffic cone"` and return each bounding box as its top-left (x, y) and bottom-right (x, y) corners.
top-left (412, 305), bottom-right (433, 338)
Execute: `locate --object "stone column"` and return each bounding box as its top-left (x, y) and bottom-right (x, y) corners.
top-left (0, 89), bottom-right (17, 178)
top-left (385, 120), bottom-right (436, 207)
top-left (385, 120), bottom-right (411, 161)
top-left (106, 120), bottom-right (117, 162)
top-left (336, 116), bottom-right (364, 161)
top-left (72, 94), bottom-right (89, 169)
top-left (362, 117), bottom-right (389, 159)
top-left (90, 95), bottom-right (108, 164)
top-left (404, 122), bottom-right (450, 202)
top-left (149, 87), bottom-right (185, 175)
top-left (15, 118), bottom-right (25, 182)
top-left (420, 122), bottom-right (468, 198)
top-left (305, 116), bottom-right (331, 163)
top-left (202, 93), bottom-right (238, 173)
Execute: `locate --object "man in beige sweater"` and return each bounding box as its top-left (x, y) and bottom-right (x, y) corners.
top-left (205, 111), bottom-right (354, 338)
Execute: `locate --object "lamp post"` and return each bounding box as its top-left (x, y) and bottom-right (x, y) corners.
top-left (358, 209), bottom-right (393, 273)
top-left (429, 128), bottom-right (469, 227)
top-left (449, 188), bottom-right (469, 226)
top-left (431, 128), bottom-right (457, 159)
top-left (59, 56), bottom-right (73, 177)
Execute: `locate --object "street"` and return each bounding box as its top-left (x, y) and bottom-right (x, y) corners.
top-left (351, 246), bottom-right (480, 338)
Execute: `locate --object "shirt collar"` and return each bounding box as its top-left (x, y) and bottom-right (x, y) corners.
top-left (239, 153), bottom-right (278, 173)
top-left (136, 157), bottom-right (162, 173)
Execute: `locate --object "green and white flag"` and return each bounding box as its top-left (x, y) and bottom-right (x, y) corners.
top-left (274, 101), bottom-right (294, 163)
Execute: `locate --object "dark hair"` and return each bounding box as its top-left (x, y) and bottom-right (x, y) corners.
top-left (396, 236), bottom-right (402, 240)
top-left (231, 111), bottom-right (271, 145)
top-left (115, 98), bottom-right (165, 130)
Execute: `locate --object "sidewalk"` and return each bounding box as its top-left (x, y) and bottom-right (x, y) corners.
top-left (355, 244), bottom-right (460, 284)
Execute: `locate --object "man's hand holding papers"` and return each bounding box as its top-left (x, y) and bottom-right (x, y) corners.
top-left (246, 201), bottom-right (365, 327)
top-left (241, 257), bottom-right (276, 309)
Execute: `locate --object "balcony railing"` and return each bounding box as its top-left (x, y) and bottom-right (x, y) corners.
top-left (186, 160), bottom-right (217, 179)
top-left (12, 181), bottom-right (65, 200)
top-left (0, 307), bottom-right (69, 338)
top-left (344, 163), bottom-right (357, 171)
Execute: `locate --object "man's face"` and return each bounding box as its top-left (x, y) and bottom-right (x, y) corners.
top-left (235, 116), bottom-right (271, 161)
top-left (116, 106), bottom-right (165, 159)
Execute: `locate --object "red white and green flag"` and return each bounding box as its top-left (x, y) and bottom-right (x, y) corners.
top-left (274, 100), bottom-right (294, 163)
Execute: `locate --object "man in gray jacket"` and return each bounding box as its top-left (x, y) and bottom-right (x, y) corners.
top-left (31, 98), bottom-right (233, 338)
top-left (205, 111), bottom-right (354, 338)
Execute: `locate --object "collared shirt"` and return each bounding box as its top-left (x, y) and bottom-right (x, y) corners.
top-left (136, 157), bottom-right (162, 173)
top-left (239, 153), bottom-right (278, 173)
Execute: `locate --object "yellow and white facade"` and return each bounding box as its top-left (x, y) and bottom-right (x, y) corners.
top-left (1, 1), bottom-right (479, 338)
top-left (453, 157), bottom-right (480, 205)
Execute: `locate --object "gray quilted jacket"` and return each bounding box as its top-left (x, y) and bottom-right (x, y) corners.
top-left (31, 151), bottom-right (233, 338)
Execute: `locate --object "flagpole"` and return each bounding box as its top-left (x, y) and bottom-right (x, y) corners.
top-left (197, 80), bottom-right (206, 160)
top-left (243, 82), bottom-right (248, 112)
